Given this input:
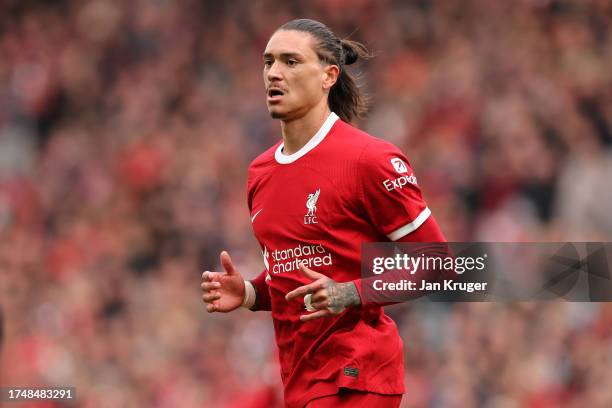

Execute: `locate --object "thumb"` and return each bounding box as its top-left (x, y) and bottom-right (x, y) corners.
top-left (299, 261), bottom-right (325, 281)
top-left (220, 251), bottom-right (238, 276)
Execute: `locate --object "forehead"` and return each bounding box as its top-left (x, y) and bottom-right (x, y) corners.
top-left (264, 30), bottom-right (319, 59)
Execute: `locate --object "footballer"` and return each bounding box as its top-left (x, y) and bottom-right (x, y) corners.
top-left (202, 19), bottom-right (446, 408)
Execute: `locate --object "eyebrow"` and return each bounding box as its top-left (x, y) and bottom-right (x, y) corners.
top-left (262, 52), bottom-right (304, 59)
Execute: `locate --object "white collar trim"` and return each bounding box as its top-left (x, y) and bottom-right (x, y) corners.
top-left (274, 112), bottom-right (339, 164)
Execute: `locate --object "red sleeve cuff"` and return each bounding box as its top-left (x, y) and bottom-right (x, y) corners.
top-left (249, 269), bottom-right (272, 311)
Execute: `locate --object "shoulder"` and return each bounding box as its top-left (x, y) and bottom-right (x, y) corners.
top-left (329, 120), bottom-right (400, 160)
top-left (360, 138), bottom-right (411, 168)
top-left (332, 120), bottom-right (410, 168)
top-left (248, 142), bottom-right (279, 178)
top-left (246, 142), bottom-right (279, 209)
top-left (331, 120), bottom-right (376, 149)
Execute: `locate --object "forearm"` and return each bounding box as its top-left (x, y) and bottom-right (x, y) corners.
top-left (355, 215), bottom-right (449, 307)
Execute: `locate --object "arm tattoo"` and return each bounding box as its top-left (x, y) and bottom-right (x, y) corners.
top-left (328, 281), bottom-right (361, 309)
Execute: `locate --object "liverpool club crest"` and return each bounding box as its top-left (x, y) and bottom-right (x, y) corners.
top-left (304, 188), bottom-right (320, 224)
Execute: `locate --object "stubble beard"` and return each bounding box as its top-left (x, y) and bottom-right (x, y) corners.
top-left (270, 111), bottom-right (284, 119)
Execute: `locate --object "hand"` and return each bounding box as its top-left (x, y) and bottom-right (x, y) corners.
top-left (201, 251), bottom-right (245, 313)
top-left (285, 262), bottom-right (361, 322)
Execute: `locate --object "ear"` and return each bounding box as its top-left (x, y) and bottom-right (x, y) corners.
top-left (322, 64), bottom-right (340, 90)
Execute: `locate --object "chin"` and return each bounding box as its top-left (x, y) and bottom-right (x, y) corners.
top-left (270, 111), bottom-right (286, 119)
top-left (268, 107), bottom-right (288, 119)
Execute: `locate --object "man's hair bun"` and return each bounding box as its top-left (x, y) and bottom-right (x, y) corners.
top-left (341, 41), bottom-right (358, 65)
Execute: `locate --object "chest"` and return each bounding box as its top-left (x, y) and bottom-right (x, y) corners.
top-left (250, 165), bottom-right (356, 245)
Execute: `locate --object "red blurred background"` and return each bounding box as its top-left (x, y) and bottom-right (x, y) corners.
top-left (0, 0), bottom-right (611, 406)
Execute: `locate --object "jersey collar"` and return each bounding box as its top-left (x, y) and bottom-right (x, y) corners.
top-left (274, 112), bottom-right (339, 164)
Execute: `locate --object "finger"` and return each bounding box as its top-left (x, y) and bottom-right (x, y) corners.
top-left (304, 294), bottom-right (316, 312)
top-left (202, 271), bottom-right (216, 282)
top-left (201, 281), bottom-right (221, 291)
top-left (298, 262), bottom-right (326, 281)
top-left (206, 303), bottom-right (216, 313)
top-left (310, 291), bottom-right (327, 303)
top-left (220, 251), bottom-right (238, 276)
top-left (202, 293), bottom-right (221, 303)
top-left (300, 309), bottom-right (332, 322)
top-left (286, 281), bottom-right (325, 301)
top-left (310, 300), bottom-right (329, 310)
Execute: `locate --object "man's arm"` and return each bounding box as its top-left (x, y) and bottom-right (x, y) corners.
top-left (246, 269), bottom-right (272, 311)
top-left (285, 215), bottom-right (448, 319)
top-left (352, 214), bottom-right (448, 306)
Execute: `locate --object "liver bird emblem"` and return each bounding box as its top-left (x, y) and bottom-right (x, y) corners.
top-left (306, 189), bottom-right (320, 216)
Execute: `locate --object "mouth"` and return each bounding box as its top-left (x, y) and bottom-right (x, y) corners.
top-left (267, 87), bottom-right (285, 102)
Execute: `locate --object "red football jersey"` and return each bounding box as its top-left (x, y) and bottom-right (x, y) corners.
top-left (247, 113), bottom-right (432, 407)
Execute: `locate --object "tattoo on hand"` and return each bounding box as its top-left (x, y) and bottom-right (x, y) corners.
top-left (327, 281), bottom-right (361, 309)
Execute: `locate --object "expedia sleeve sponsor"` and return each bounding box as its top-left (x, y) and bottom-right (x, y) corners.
top-left (383, 173), bottom-right (418, 192)
top-left (358, 140), bottom-right (429, 239)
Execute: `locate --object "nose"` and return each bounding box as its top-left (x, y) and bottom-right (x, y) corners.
top-left (266, 61), bottom-right (283, 82)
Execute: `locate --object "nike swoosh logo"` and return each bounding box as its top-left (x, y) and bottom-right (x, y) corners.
top-left (251, 209), bottom-right (263, 223)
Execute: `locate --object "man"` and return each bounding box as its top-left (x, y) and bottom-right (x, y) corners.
top-left (201, 19), bottom-right (446, 408)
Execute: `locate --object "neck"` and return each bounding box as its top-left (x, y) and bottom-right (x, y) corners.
top-left (280, 103), bottom-right (331, 155)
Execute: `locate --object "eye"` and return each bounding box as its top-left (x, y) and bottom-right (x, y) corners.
top-left (287, 59), bottom-right (298, 67)
top-left (263, 60), bottom-right (273, 68)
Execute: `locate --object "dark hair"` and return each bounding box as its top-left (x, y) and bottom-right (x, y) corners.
top-left (278, 19), bottom-right (371, 123)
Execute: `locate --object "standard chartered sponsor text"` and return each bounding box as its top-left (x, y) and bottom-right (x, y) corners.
top-left (270, 243), bottom-right (332, 274)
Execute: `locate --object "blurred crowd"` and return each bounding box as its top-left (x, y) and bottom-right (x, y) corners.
top-left (0, 0), bottom-right (611, 407)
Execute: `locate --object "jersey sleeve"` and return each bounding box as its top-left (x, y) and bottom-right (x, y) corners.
top-left (358, 139), bottom-right (431, 241)
top-left (353, 214), bottom-right (448, 306)
top-left (246, 166), bottom-right (272, 312)
top-left (249, 269), bottom-right (272, 311)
